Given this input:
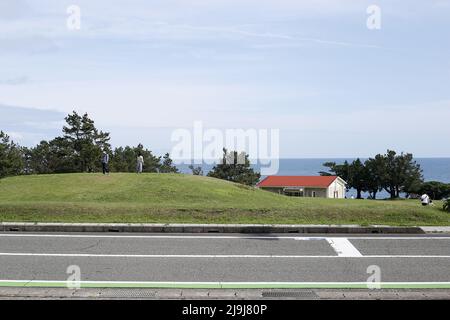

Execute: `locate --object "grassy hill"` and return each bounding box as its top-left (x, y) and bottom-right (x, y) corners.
top-left (0, 173), bottom-right (448, 226)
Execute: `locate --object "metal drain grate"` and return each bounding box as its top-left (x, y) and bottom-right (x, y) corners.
top-left (262, 290), bottom-right (319, 299)
top-left (101, 289), bottom-right (157, 298)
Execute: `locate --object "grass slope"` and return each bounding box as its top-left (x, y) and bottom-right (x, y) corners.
top-left (0, 173), bottom-right (448, 226)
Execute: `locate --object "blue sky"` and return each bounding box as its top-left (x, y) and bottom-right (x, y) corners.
top-left (1, 0), bottom-right (449, 157)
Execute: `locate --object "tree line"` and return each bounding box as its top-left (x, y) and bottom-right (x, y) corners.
top-left (1, 111), bottom-right (179, 177)
top-left (320, 151), bottom-right (450, 200)
top-left (2, 111), bottom-right (448, 196)
top-left (1, 111), bottom-right (260, 184)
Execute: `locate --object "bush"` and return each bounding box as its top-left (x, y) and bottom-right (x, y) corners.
top-left (444, 199), bottom-right (450, 212)
top-left (418, 181), bottom-right (450, 200)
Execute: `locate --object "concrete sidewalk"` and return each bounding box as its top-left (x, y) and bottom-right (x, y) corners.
top-left (1, 222), bottom-right (448, 234)
top-left (1, 287), bottom-right (449, 300)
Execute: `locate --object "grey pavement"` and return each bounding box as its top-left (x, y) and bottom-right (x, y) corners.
top-left (1, 288), bottom-right (450, 300)
top-left (0, 232), bottom-right (449, 299)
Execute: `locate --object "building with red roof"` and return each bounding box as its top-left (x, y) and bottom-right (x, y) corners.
top-left (256, 176), bottom-right (347, 198)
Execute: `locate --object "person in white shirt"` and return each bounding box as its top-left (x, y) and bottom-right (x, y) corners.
top-left (136, 154), bottom-right (144, 174)
top-left (420, 193), bottom-right (430, 206)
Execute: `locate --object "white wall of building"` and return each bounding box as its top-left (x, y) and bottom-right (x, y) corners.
top-left (327, 178), bottom-right (346, 199)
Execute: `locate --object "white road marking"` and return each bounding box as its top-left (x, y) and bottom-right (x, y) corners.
top-left (0, 234), bottom-right (310, 240)
top-left (0, 252), bottom-right (449, 258)
top-left (0, 233), bottom-right (449, 240)
top-left (0, 280), bottom-right (449, 289)
top-left (326, 238), bottom-right (363, 257)
top-left (0, 280), bottom-right (449, 285)
top-left (361, 256), bottom-right (450, 258)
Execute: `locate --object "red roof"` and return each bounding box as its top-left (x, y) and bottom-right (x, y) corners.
top-left (257, 176), bottom-right (339, 188)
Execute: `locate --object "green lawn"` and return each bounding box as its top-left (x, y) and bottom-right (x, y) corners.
top-left (0, 173), bottom-right (448, 226)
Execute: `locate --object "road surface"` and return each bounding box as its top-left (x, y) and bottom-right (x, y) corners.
top-left (0, 232), bottom-right (449, 291)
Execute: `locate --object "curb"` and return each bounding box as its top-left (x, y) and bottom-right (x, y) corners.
top-left (0, 222), bottom-right (426, 234)
top-left (1, 287), bottom-right (450, 300)
top-left (419, 226), bottom-right (450, 234)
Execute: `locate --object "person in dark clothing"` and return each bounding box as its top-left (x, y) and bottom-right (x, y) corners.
top-left (101, 150), bottom-right (110, 175)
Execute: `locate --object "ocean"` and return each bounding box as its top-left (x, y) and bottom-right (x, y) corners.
top-left (176, 158), bottom-right (450, 199)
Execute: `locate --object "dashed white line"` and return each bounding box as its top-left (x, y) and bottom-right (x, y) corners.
top-left (326, 238), bottom-right (363, 257)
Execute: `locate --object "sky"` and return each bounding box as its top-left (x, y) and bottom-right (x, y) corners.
top-left (0, 0), bottom-right (449, 158)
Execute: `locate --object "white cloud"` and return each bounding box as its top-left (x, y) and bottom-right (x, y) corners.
top-left (6, 131), bottom-right (24, 140)
top-left (0, 0), bottom-right (373, 46)
top-left (0, 79), bottom-right (319, 127)
top-left (1, 0), bottom-right (449, 157)
top-left (0, 0), bottom-right (34, 20)
top-left (0, 76), bottom-right (29, 85)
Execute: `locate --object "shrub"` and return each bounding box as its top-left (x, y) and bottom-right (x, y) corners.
top-left (444, 199), bottom-right (450, 212)
top-left (418, 181), bottom-right (450, 200)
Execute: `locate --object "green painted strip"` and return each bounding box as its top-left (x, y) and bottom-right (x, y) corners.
top-left (220, 283), bottom-right (450, 289)
top-left (0, 281), bottom-right (450, 289)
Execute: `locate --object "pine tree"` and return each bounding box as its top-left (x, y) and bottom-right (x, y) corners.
top-left (0, 131), bottom-right (24, 178)
top-left (62, 111), bottom-right (111, 172)
top-left (189, 165), bottom-right (203, 176)
top-left (159, 153), bottom-right (179, 173)
top-left (207, 148), bottom-right (260, 186)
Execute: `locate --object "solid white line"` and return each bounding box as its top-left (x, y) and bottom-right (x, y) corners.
top-left (0, 252), bottom-right (449, 258)
top-left (326, 238), bottom-right (363, 257)
top-left (365, 256), bottom-right (450, 258)
top-left (1, 234), bottom-right (450, 240)
top-left (0, 234), bottom-right (302, 240)
top-left (1, 280), bottom-right (449, 285)
top-left (0, 253), bottom-right (336, 258)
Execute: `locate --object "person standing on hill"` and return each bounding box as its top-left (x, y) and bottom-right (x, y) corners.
top-left (101, 150), bottom-right (110, 175)
top-left (136, 153), bottom-right (144, 174)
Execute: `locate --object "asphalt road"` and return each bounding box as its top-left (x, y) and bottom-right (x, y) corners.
top-left (0, 233), bottom-right (449, 288)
